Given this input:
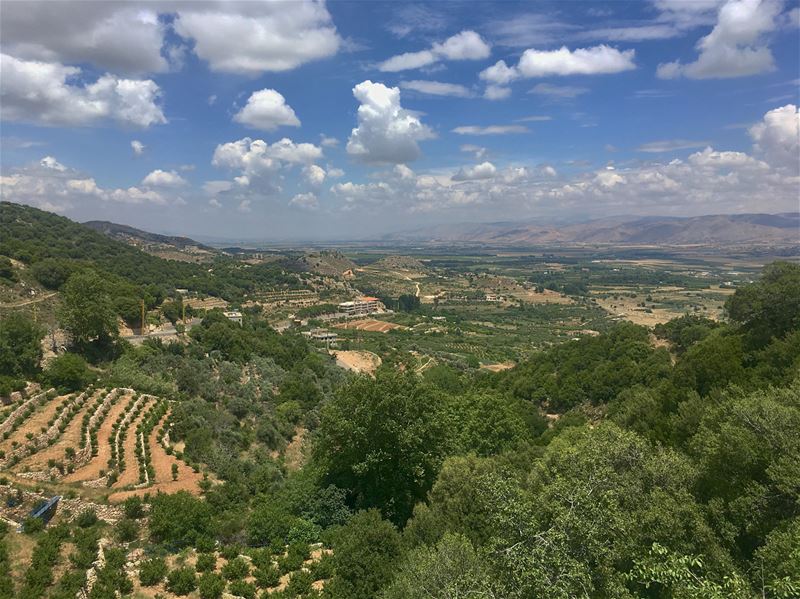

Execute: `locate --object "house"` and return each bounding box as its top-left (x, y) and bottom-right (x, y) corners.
top-left (338, 296), bottom-right (384, 316)
top-left (223, 310), bottom-right (243, 325)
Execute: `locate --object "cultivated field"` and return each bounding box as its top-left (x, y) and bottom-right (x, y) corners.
top-left (333, 318), bottom-right (407, 333)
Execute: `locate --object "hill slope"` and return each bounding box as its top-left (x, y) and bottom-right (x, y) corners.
top-left (384, 213), bottom-right (800, 246)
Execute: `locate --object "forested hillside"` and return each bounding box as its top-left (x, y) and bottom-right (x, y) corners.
top-left (0, 203), bottom-right (798, 598)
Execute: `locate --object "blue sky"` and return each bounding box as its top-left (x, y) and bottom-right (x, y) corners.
top-left (1, 0), bottom-right (798, 241)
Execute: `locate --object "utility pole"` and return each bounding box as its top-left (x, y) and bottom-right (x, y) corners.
top-left (140, 299), bottom-right (146, 336)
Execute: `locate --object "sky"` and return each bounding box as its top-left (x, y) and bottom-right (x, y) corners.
top-left (0, 0), bottom-right (798, 241)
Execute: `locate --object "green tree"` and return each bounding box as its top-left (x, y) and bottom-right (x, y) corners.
top-left (313, 372), bottom-right (448, 525)
top-left (59, 270), bottom-right (118, 346)
top-left (43, 352), bottom-right (93, 392)
top-left (149, 491), bottom-right (213, 548)
top-left (326, 510), bottom-right (401, 599)
top-left (0, 313), bottom-right (44, 378)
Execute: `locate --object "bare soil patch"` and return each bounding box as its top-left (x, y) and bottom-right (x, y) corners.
top-left (333, 318), bottom-right (407, 333)
top-left (330, 350), bottom-right (382, 375)
top-left (0, 393), bottom-right (67, 453)
top-left (480, 361), bottom-right (516, 372)
top-left (113, 400), bottom-right (153, 488)
top-left (64, 392), bottom-right (134, 482)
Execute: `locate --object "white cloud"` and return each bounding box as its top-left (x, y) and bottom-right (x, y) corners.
top-left (0, 53), bottom-right (166, 128)
top-left (480, 45), bottom-right (635, 87)
top-left (452, 161), bottom-right (497, 181)
top-left (327, 167), bottom-right (345, 178)
top-left (233, 89), bottom-right (301, 131)
top-left (748, 104), bottom-right (800, 169)
top-left (346, 81), bottom-right (434, 164)
top-left (172, 1), bottom-right (341, 75)
top-left (289, 192), bottom-right (320, 210)
top-left (460, 145), bottom-right (488, 160)
top-left (213, 137), bottom-right (323, 179)
top-left (320, 135), bottom-right (339, 147)
top-left (399, 80), bottom-right (473, 97)
top-left (303, 164), bottom-right (327, 186)
top-left (452, 125), bottom-right (528, 135)
top-left (484, 85), bottom-right (512, 100)
top-left (378, 30), bottom-right (490, 72)
top-left (131, 140), bottom-right (145, 155)
top-left (142, 169), bottom-right (188, 187)
top-left (657, 0), bottom-right (781, 79)
top-left (238, 199), bottom-right (252, 213)
top-left (0, 2), bottom-right (168, 74)
top-left (529, 83), bottom-right (589, 98)
top-left (517, 45), bottom-right (636, 77)
top-left (637, 139), bottom-right (711, 153)
top-left (40, 156), bottom-right (67, 171)
top-left (516, 115), bottom-right (553, 122)
top-left (203, 180), bottom-right (234, 195)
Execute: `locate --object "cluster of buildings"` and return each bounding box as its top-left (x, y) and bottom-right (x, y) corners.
top-left (337, 296), bottom-right (384, 316)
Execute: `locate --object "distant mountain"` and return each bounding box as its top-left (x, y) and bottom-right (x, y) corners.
top-left (84, 220), bottom-right (216, 252)
top-left (383, 213), bottom-right (800, 246)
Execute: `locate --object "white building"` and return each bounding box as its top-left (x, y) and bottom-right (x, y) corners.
top-left (338, 296), bottom-right (383, 316)
top-left (223, 310), bottom-right (243, 325)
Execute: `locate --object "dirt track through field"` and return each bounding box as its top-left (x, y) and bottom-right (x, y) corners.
top-left (108, 410), bottom-right (202, 503)
top-left (14, 390), bottom-right (102, 472)
top-left (0, 394), bottom-right (67, 453)
top-left (113, 401), bottom-right (153, 488)
top-left (64, 392), bottom-right (134, 482)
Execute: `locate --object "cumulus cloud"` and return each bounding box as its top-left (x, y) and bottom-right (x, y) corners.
top-left (452, 125), bottom-right (528, 135)
top-left (378, 30), bottom-right (490, 72)
top-left (303, 164), bottom-right (327, 186)
top-left (172, 1), bottom-right (341, 74)
top-left (399, 80), bottom-right (473, 98)
top-left (213, 137), bottom-right (322, 177)
top-left (748, 104), bottom-right (800, 169)
top-left (131, 140), bottom-right (145, 155)
top-left (480, 45), bottom-right (635, 89)
top-left (233, 89), bottom-right (301, 131)
top-left (0, 53), bottom-right (166, 128)
top-left (142, 169), bottom-right (188, 187)
top-left (484, 85), bottom-right (512, 100)
top-left (657, 0), bottom-right (781, 79)
top-left (452, 161), bottom-right (497, 181)
top-left (320, 135), bottom-right (339, 147)
top-left (289, 192), bottom-right (320, 210)
top-left (346, 81), bottom-right (434, 164)
top-left (0, 156), bottom-right (172, 213)
top-left (0, 2), bottom-right (168, 74)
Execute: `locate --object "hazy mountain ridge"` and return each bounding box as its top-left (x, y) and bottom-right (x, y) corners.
top-left (84, 220), bottom-right (217, 252)
top-left (383, 213), bottom-right (800, 246)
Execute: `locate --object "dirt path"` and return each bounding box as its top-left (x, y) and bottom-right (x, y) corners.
top-left (113, 400), bottom-right (153, 488)
top-left (0, 393), bottom-right (67, 453)
top-left (108, 410), bottom-right (202, 503)
top-left (64, 392), bottom-right (134, 482)
top-left (331, 350), bottom-right (381, 375)
top-left (13, 390), bottom-right (102, 472)
top-left (0, 291), bottom-right (57, 308)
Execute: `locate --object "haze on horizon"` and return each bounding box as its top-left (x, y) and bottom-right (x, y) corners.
top-left (0, 0), bottom-right (798, 241)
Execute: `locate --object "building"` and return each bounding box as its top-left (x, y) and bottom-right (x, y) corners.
top-left (338, 296), bottom-right (383, 316)
top-left (304, 328), bottom-right (338, 342)
top-left (223, 310), bottom-right (243, 325)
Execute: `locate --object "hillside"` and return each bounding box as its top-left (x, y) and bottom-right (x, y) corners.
top-left (384, 213), bottom-right (800, 246)
top-left (84, 220), bottom-right (217, 263)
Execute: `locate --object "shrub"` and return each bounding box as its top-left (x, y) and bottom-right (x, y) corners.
top-left (228, 579), bottom-right (257, 599)
top-left (115, 518), bottom-right (138, 543)
top-left (122, 496), bottom-right (144, 520)
top-left (166, 567), bottom-right (197, 595)
top-left (138, 557), bottom-right (168, 586)
top-left (285, 569), bottom-right (313, 597)
top-left (254, 565), bottom-right (281, 589)
top-left (22, 516), bottom-right (44, 534)
top-left (195, 552), bottom-right (216, 573)
top-left (222, 556), bottom-right (250, 581)
top-left (197, 571), bottom-right (225, 599)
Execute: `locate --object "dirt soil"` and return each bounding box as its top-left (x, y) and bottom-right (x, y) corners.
top-left (113, 400), bottom-right (153, 488)
top-left (480, 361), bottom-right (516, 372)
top-left (333, 318), bottom-right (407, 332)
top-left (108, 410), bottom-right (202, 503)
top-left (64, 392), bottom-right (134, 482)
top-left (330, 350), bottom-right (382, 375)
top-left (0, 393), bottom-right (69, 454)
top-left (14, 389), bottom-right (102, 472)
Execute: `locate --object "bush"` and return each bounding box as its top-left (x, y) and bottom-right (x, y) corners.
top-left (138, 557), bottom-right (168, 586)
top-left (166, 567), bottom-right (197, 595)
top-left (285, 569), bottom-right (313, 597)
top-left (197, 571), bottom-right (225, 599)
top-left (222, 556), bottom-right (250, 581)
top-left (254, 565), bottom-right (281, 589)
top-left (228, 579), bottom-right (257, 599)
top-left (22, 516), bottom-right (44, 534)
top-left (219, 544), bottom-right (242, 561)
top-left (195, 552), bottom-right (216, 573)
top-left (122, 496), bottom-right (144, 519)
top-left (75, 508), bottom-right (98, 528)
top-left (115, 518), bottom-right (138, 543)
top-left (44, 353), bottom-right (93, 393)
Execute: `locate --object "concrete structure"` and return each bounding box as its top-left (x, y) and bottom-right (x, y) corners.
top-left (304, 328), bottom-right (338, 342)
top-left (338, 296), bottom-right (383, 316)
top-left (223, 310), bottom-right (243, 324)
